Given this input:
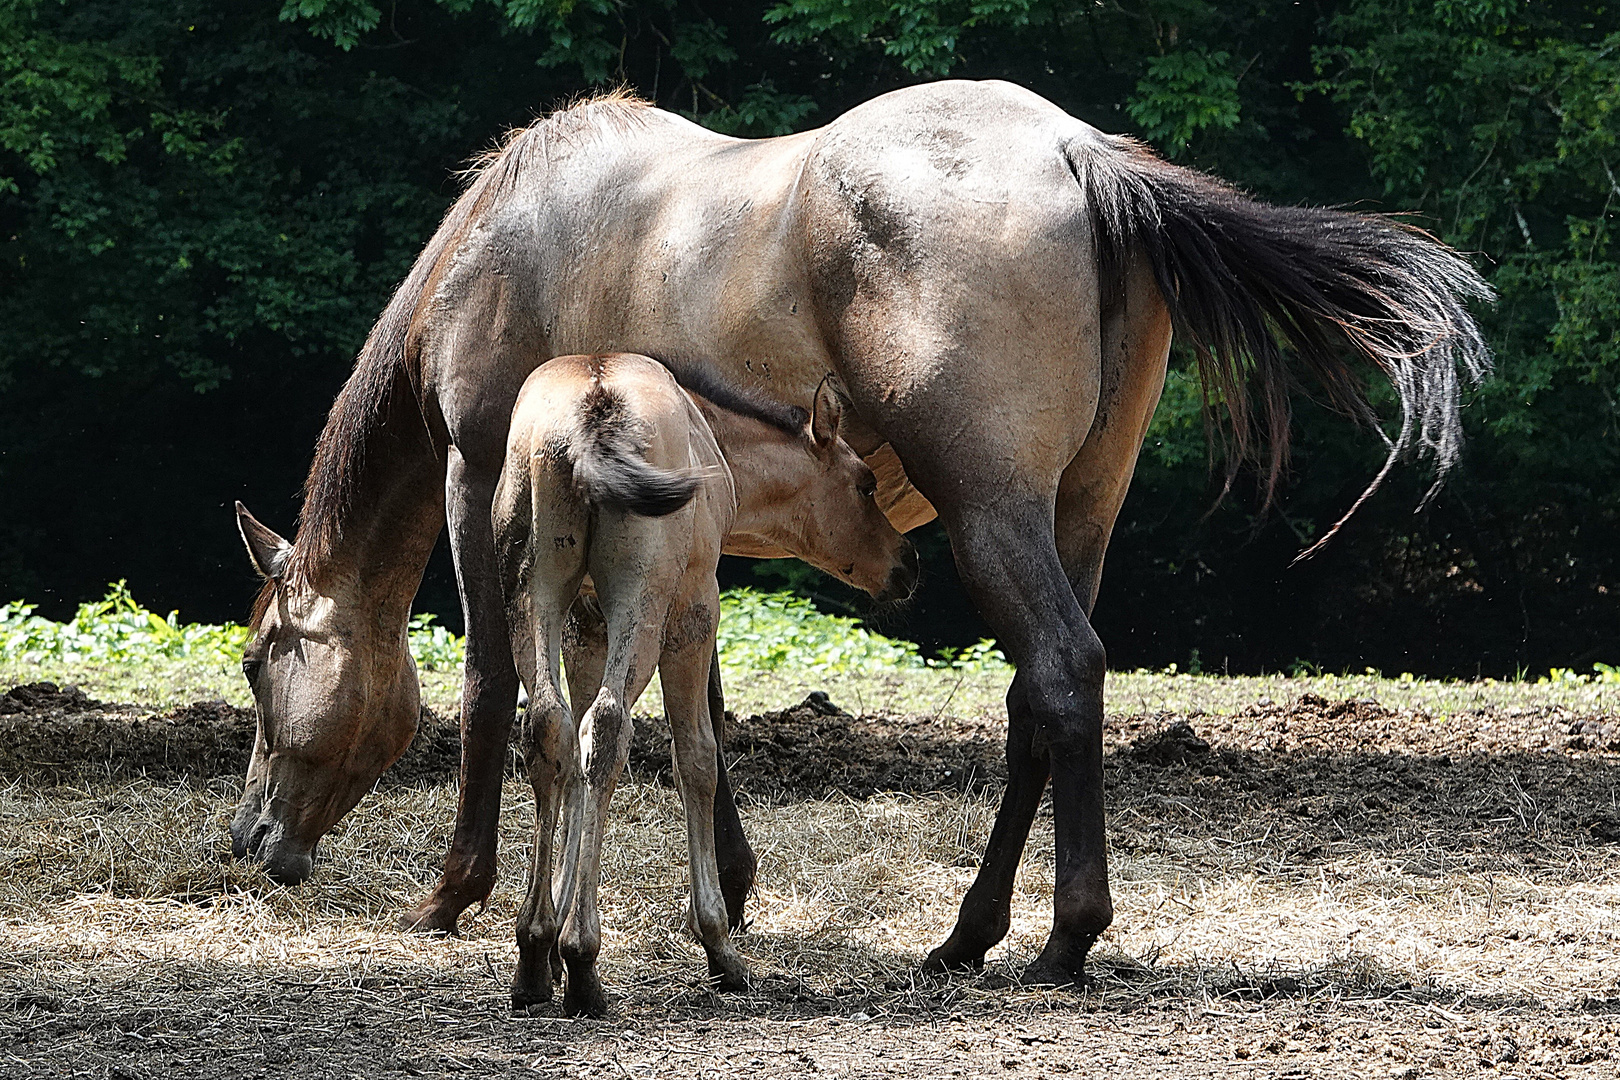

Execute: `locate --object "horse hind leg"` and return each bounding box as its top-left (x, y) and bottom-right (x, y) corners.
top-left (510, 677), bottom-right (576, 1008)
top-left (555, 583), bottom-right (666, 1018)
top-left (662, 590), bottom-right (750, 990)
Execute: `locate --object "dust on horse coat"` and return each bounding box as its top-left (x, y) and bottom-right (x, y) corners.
top-left (231, 80), bottom-right (1489, 986)
top-left (495, 352), bottom-right (912, 1016)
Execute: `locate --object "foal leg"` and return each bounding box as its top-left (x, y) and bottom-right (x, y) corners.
top-left (706, 644), bottom-right (757, 929)
top-left (556, 594), bottom-right (666, 1018)
top-left (556, 592), bottom-right (607, 938)
top-left (663, 590), bottom-right (750, 989)
top-left (511, 677), bottom-right (576, 1007)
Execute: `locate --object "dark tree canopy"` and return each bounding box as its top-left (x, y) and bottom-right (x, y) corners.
top-left (2, 0), bottom-right (1616, 675)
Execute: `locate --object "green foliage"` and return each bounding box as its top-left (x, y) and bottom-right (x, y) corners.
top-left (718, 589), bottom-right (1008, 675)
top-left (0, 585), bottom-right (1009, 681)
top-left (1127, 46), bottom-right (1241, 156)
top-left (0, 581), bottom-right (249, 666)
top-left (406, 612), bottom-right (466, 673)
top-left (765, 0), bottom-right (1042, 76)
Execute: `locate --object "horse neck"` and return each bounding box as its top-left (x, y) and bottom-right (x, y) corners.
top-left (293, 398), bottom-right (446, 639)
top-left (693, 403), bottom-right (799, 545)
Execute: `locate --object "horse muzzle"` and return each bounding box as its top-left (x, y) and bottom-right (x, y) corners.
top-left (230, 796), bottom-right (317, 885)
top-left (876, 543), bottom-right (920, 603)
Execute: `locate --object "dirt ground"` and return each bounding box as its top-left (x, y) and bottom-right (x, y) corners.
top-left (1, 679), bottom-right (1619, 1078)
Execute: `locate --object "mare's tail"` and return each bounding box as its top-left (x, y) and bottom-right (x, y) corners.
top-left (1065, 133), bottom-right (1493, 551)
top-left (570, 389), bottom-right (702, 517)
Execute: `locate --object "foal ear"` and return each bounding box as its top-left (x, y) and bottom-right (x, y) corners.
top-left (810, 376), bottom-right (844, 448)
top-left (236, 501), bottom-right (292, 581)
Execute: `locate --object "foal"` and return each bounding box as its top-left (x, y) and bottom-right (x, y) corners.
top-left (495, 352), bottom-right (914, 1016)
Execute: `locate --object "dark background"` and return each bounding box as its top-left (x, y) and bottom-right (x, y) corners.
top-left (3, 0), bottom-right (1617, 676)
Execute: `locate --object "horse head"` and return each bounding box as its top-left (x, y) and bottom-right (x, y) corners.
top-left (229, 502), bottom-right (420, 885)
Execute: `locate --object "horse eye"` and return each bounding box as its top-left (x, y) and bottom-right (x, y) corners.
top-left (859, 479), bottom-right (878, 498)
top-left (242, 657), bottom-right (264, 683)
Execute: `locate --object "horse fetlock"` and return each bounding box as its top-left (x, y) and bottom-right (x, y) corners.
top-left (558, 922), bottom-right (601, 970)
top-left (1054, 878), bottom-right (1114, 939)
top-left (515, 913), bottom-right (559, 955)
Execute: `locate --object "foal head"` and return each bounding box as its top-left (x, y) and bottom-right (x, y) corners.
top-left (705, 376), bottom-right (919, 602)
top-left (228, 504), bottom-right (420, 885)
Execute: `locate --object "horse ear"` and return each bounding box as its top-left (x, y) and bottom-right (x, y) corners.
top-left (236, 501), bottom-right (292, 581)
top-left (810, 376), bottom-right (843, 448)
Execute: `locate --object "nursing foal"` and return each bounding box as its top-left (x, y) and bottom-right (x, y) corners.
top-left (495, 352), bottom-right (914, 1016)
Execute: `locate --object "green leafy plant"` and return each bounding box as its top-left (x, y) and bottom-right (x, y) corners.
top-left (0, 584), bottom-right (1010, 680)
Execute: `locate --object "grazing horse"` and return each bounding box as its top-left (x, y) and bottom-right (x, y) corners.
top-left (231, 80), bottom-right (1489, 985)
top-left (498, 351), bottom-right (912, 1016)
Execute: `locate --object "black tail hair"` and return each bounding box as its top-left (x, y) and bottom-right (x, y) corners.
top-left (1067, 133), bottom-right (1493, 554)
top-left (571, 384), bottom-right (702, 517)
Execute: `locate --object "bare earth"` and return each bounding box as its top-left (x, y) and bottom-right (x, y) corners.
top-left (1, 680), bottom-right (1618, 1078)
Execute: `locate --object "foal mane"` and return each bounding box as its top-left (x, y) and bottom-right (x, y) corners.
top-left (652, 354), bottom-right (809, 436)
top-left (262, 92), bottom-right (653, 617)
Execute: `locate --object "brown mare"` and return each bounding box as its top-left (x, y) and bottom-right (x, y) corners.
top-left (232, 81), bottom-right (1489, 985)
top-left (497, 352), bottom-right (912, 1015)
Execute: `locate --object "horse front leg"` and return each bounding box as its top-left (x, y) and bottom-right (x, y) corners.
top-left (401, 446), bottom-right (519, 933)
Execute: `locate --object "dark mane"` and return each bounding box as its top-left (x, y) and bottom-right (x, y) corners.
top-left (650, 354), bottom-right (810, 436)
top-left (275, 92), bottom-right (652, 600)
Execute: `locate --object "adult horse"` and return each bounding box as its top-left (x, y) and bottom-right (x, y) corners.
top-left (231, 81), bottom-right (1489, 985)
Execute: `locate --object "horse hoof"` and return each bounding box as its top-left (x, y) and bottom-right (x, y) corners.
top-left (708, 954), bottom-right (751, 993)
top-left (563, 969), bottom-right (609, 1018)
top-left (1019, 930), bottom-right (1097, 988)
top-left (563, 985), bottom-right (609, 1019)
top-left (921, 940), bottom-right (986, 975)
top-left (398, 903), bottom-right (460, 936)
top-left (1018, 959), bottom-right (1091, 989)
top-left (511, 984), bottom-right (554, 1010)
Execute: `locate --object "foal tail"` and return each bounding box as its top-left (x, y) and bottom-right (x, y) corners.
top-left (570, 390), bottom-right (703, 517)
top-left (1065, 133), bottom-right (1493, 551)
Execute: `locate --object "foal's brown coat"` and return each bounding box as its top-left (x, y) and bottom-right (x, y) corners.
top-left (497, 353), bottom-right (910, 1015)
